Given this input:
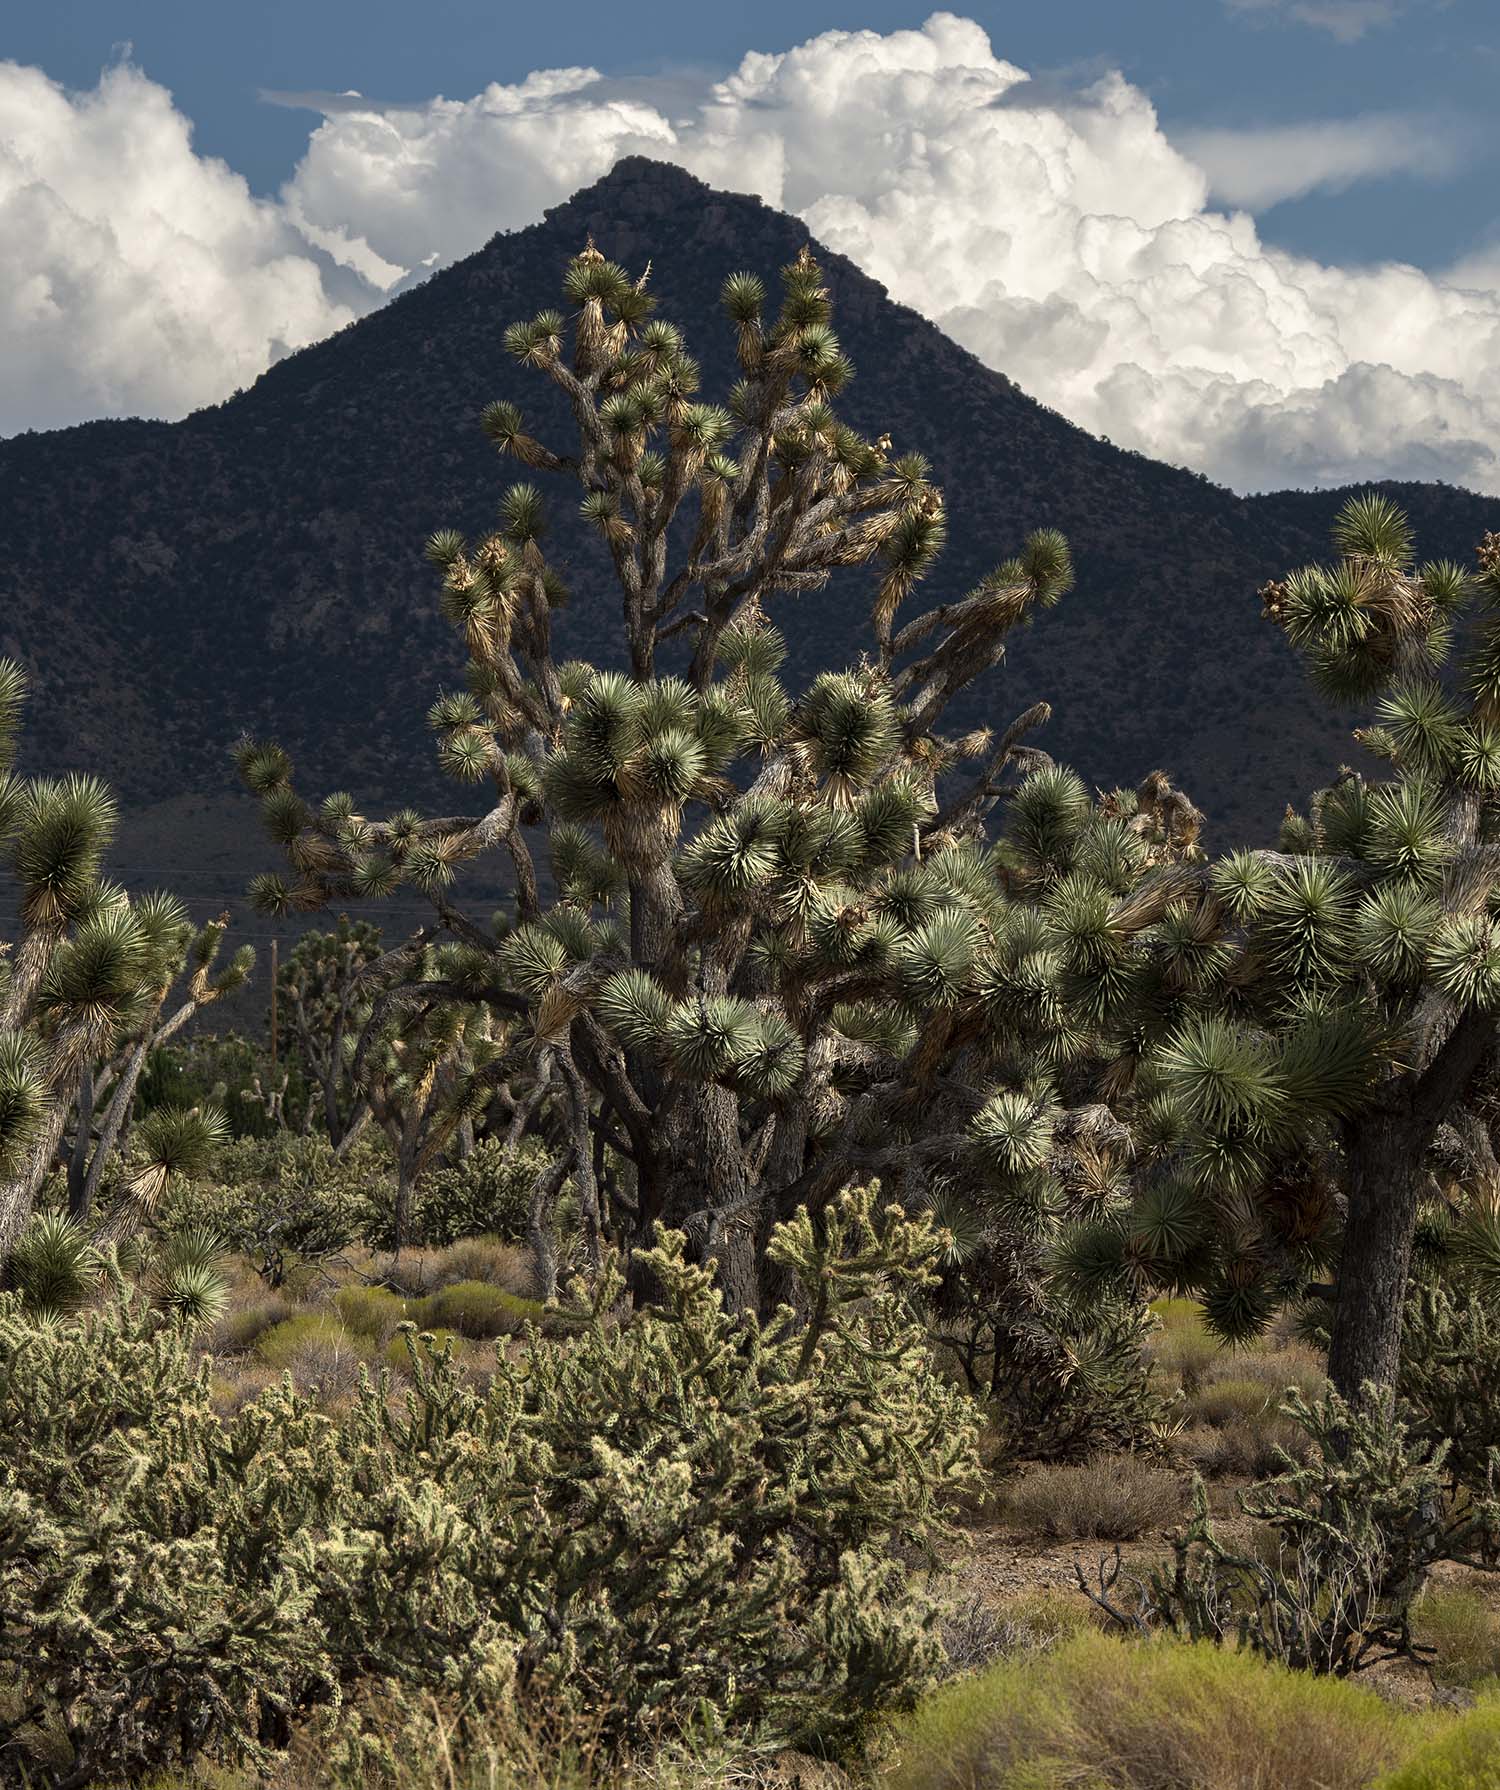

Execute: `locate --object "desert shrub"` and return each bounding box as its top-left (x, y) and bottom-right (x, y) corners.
top-left (363, 1140), bottom-right (552, 1252)
top-left (1147, 1298), bottom-right (1221, 1396)
top-left (940, 1589), bottom-right (1101, 1675)
top-left (1416, 1583), bottom-right (1500, 1688)
top-left (1089, 1388), bottom-right (1500, 1676)
top-left (1188, 1375), bottom-right (1275, 1428)
top-left (885, 1630), bottom-right (1420, 1790)
top-left (211, 1290), bottom-right (296, 1354)
top-left (0, 1191), bottom-right (981, 1781)
top-left (429, 1235), bottom-right (536, 1295)
top-left (1185, 1409), bottom-right (1312, 1480)
top-left (999, 1456), bottom-right (1184, 1541)
top-left (334, 1283), bottom-right (409, 1343)
top-left (256, 1311), bottom-right (370, 1370)
top-left (161, 1134), bottom-right (377, 1287)
top-left (413, 1281), bottom-right (544, 1339)
top-left (1376, 1694), bottom-right (1500, 1789)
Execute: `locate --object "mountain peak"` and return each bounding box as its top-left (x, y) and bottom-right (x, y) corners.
top-left (1, 164), bottom-right (1496, 856)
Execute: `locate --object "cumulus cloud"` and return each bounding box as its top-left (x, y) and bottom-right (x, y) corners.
top-left (0, 59), bottom-right (354, 434)
top-left (4, 16), bottom-right (1499, 500)
top-left (278, 13), bottom-right (1500, 495)
top-left (1179, 113), bottom-right (1470, 208)
top-left (1224, 0), bottom-right (1407, 41)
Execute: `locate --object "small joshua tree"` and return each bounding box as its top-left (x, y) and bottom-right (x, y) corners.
top-left (276, 915), bottom-right (383, 1147)
top-left (238, 241), bottom-right (1106, 1309)
top-left (0, 660), bottom-right (249, 1261)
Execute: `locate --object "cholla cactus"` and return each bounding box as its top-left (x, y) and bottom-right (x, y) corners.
top-left (0, 1190), bottom-right (976, 1778)
top-left (238, 243), bottom-right (1082, 1308)
top-left (0, 660), bottom-right (250, 1260)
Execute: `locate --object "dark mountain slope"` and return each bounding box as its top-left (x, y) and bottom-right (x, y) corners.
top-left (2, 155), bottom-right (1496, 860)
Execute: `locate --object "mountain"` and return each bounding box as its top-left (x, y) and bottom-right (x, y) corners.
top-left (3, 155), bottom-right (1497, 897)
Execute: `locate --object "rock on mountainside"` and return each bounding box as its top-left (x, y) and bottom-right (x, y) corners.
top-left (2, 155), bottom-right (1497, 871)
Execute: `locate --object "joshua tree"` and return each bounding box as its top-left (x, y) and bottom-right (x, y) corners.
top-left (1194, 507), bottom-right (1500, 1395)
top-left (347, 936), bottom-right (503, 1251)
top-left (238, 242), bottom-right (1097, 1308)
top-left (276, 915), bottom-right (383, 1147)
top-left (1001, 504), bottom-right (1500, 1402)
top-left (66, 907), bottom-right (251, 1224)
top-left (0, 659), bottom-right (249, 1259)
top-left (234, 238), bottom-right (1500, 1397)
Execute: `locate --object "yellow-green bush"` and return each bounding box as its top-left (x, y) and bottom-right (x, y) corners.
top-left (1375, 1695), bottom-right (1500, 1789)
top-left (1188, 1375), bottom-right (1274, 1427)
top-left (211, 1293), bottom-right (294, 1355)
top-left (256, 1312), bottom-right (369, 1369)
top-left (333, 1283), bottom-right (409, 1343)
top-left (886, 1631), bottom-right (1420, 1790)
top-left (413, 1280), bottom-right (544, 1339)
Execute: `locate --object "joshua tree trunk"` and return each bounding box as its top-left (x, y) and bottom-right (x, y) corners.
top-left (1328, 1007), bottom-right (1495, 1402)
top-left (1327, 1113), bottom-right (1427, 1401)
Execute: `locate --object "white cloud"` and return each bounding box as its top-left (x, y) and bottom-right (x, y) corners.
top-left (1179, 113), bottom-right (1469, 209)
top-left (0, 59), bottom-right (354, 433)
top-left (1224, 0), bottom-right (1406, 42)
top-left (276, 12), bottom-right (1500, 496)
top-left (3, 16), bottom-right (1499, 501)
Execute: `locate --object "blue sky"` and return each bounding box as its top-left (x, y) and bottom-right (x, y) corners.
top-left (3, 2), bottom-right (1498, 494)
top-left (11, 0), bottom-right (1498, 269)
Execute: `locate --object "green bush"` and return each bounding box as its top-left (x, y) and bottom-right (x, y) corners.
top-left (334, 1283), bottom-right (409, 1343)
top-left (1375, 1695), bottom-right (1500, 1789)
top-left (412, 1280), bottom-right (544, 1339)
top-left (256, 1312), bottom-right (370, 1369)
top-left (0, 1189), bottom-right (977, 1781)
top-left (886, 1630), bottom-right (1418, 1790)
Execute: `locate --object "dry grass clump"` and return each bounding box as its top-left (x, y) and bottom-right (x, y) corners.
top-left (251, 1314), bottom-right (375, 1406)
top-left (428, 1235), bottom-right (536, 1296)
top-left (1146, 1298), bottom-right (1220, 1396)
top-left (998, 1456), bottom-right (1184, 1541)
top-left (1184, 1410), bottom-right (1312, 1479)
top-left (940, 1588), bottom-right (1105, 1674)
top-left (1178, 1340), bottom-right (1327, 1479)
top-left (1417, 1582), bottom-right (1500, 1688)
top-left (885, 1629), bottom-right (1438, 1790)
